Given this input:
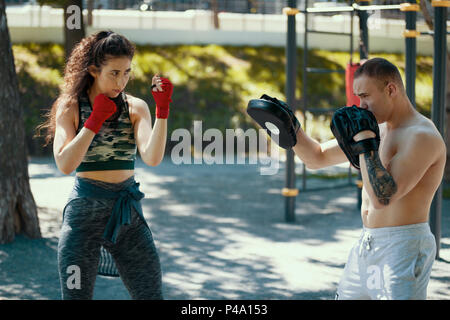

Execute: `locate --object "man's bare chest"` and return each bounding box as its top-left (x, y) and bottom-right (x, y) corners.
top-left (378, 130), bottom-right (399, 168)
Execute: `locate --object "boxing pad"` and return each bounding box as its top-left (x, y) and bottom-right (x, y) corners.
top-left (330, 105), bottom-right (380, 169)
top-left (247, 94), bottom-right (301, 149)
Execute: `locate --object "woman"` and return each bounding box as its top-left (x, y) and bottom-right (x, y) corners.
top-left (39, 30), bottom-right (173, 299)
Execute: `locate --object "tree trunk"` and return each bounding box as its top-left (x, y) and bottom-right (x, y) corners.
top-left (87, 0), bottom-right (93, 26)
top-left (63, 0), bottom-right (85, 59)
top-left (420, 0), bottom-right (450, 182)
top-left (211, 0), bottom-right (220, 29)
top-left (0, 0), bottom-right (41, 243)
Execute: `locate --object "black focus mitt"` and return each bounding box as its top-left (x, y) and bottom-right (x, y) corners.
top-left (247, 94), bottom-right (301, 149)
top-left (330, 105), bottom-right (380, 169)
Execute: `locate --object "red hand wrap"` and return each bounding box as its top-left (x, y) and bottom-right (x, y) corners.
top-left (84, 94), bottom-right (117, 134)
top-left (152, 77), bottom-right (173, 119)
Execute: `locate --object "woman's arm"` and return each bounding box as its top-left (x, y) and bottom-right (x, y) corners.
top-left (53, 94), bottom-right (117, 174)
top-left (53, 103), bottom-right (95, 174)
top-left (131, 75), bottom-right (173, 167)
top-left (131, 98), bottom-right (167, 166)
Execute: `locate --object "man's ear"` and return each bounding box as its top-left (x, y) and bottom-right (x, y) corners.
top-left (386, 82), bottom-right (397, 97)
top-left (87, 65), bottom-right (99, 78)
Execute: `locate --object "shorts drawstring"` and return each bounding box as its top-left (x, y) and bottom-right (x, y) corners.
top-left (359, 233), bottom-right (373, 257)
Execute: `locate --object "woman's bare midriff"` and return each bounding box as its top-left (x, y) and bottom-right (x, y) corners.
top-left (76, 170), bottom-right (135, 183)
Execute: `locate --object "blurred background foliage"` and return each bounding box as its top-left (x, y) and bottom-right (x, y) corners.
top-left (12, 43), bottom-right (433, 156)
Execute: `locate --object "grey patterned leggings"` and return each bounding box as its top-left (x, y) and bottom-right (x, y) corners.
top-left (57, 176), bottom-right (163, 300)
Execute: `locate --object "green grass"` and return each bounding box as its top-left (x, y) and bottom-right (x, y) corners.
top-left (12, 43), bottom-right (434, 155)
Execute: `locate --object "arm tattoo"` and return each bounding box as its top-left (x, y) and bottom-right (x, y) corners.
top-left (364, 151), bottom-right (398, 205)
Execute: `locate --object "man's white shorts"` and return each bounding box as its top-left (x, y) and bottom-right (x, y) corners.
top-left (336, 223), bottom-right (436, 300)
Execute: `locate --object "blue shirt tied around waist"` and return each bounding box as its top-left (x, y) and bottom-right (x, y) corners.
top-left (64, 177), bottom-right (148, 244)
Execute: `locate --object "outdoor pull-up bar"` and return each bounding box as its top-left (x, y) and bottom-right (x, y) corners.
top-left (304, 3), bottom-right (403, 13)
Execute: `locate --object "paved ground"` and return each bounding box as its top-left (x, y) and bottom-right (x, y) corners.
top-left (0, 156), bottom-right (449, 300)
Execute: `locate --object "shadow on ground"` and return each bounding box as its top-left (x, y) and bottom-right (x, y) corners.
top-left (1, 157), bottom-right (448, 300)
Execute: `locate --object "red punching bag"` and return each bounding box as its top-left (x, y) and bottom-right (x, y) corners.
top-left (345, 62), bottom-right (360, 107)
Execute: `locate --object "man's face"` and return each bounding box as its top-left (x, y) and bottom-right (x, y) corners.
top-left (91, 56), bottom-right (132, 98)
top-left (353, 75), bottom-right (391, 123)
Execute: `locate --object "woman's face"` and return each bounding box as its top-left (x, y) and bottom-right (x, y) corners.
top-left (90, 56), bottom-right (132, 98)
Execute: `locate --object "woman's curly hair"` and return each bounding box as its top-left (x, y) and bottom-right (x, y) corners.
top-left (37, 30), bottom-right (135, 146)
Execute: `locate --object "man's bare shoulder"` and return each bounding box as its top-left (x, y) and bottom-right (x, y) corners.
top-left (411, 113), bottom-right (444, 141)
top-left (401, 114), bottom-right (446, 158)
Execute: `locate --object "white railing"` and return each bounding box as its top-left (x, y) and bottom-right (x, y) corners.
top-left (7, 5), bottom-right (442, 55)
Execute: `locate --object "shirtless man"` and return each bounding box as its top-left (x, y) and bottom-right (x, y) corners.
top-left (292, 58), bottom-right (446, 299)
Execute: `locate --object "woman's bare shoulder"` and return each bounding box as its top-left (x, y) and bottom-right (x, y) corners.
top-left (55, 96), bottom-right (78, 128)
top-left (126, 94), bottom-right (150, 119)
top-left (126, 94), bottom-right (149, 109)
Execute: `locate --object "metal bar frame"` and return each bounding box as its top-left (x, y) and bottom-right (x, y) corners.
top-left (284, 0), bottom-right (298, 222)
top-left (300, 0), bottom-right (355, 195)
top-left (430, 2), bottom-right (447, 259)
top-left (403, 1), bottom-right (418, 107)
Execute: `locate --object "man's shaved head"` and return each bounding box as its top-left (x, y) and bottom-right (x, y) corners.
top-left (354, 58), bottom-right (404, 92)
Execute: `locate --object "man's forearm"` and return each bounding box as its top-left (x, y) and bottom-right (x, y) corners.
top-left (361, 151), bottom-right (398, 206)
top-left (292, 129), bottom-right (323, 169)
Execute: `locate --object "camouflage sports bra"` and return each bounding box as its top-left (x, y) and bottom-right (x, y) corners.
top-left (76, 90), bottom-right (137, 172)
